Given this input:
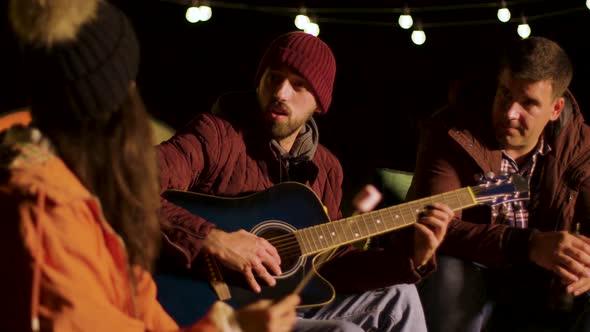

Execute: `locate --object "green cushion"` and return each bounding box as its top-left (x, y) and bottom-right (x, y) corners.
top-left (150, 117), bottom-right (174, 144)
top-left (374, 168), bottom-right (414, 205)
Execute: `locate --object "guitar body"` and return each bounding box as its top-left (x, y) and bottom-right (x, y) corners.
top-left (156, 183), bottom-right (335, 325)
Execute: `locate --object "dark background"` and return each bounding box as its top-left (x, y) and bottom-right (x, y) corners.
top-left (2, 0), bottom-right (589, 209)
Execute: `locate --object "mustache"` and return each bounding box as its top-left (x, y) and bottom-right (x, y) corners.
top-left (268, 100), bottom-right (291, 115)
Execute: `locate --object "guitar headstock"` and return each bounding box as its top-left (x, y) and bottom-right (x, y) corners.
top-left (472, 174), bottom-right (529, 206)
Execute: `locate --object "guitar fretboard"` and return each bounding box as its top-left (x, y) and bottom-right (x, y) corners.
top-left (293, 187), bottom-right (476, 255)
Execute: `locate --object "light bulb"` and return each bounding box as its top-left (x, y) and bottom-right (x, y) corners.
top-left (587, 0), bottom-right (590, 10)
top-left (185, 7), bottom-right (200, 23)
top-left (304, 22), bottom-right (320, 36)
top-left (199, 6), bottom-right (212, 21)
top-left (398, 14), bottom-right (413, 29)
top-left (411, 29), bottom-right (426, 45)
top-left (295, 14), bottom-right (310, 30)
top-left (497, 7), bottom-right (511, 23)
top-left (517, 23), bottom-right (531, 38)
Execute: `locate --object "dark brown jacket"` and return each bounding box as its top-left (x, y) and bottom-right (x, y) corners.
top-left (408, 91), bottom-right (590, 268)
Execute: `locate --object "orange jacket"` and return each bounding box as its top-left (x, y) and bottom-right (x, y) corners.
top-left (0, 131), bottom-right (229, 331)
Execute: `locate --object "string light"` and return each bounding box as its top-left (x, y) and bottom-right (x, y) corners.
top-left (170, 1), bottom-right (586, 45)
top-left (185, 6), bottom-right (200, 23)
top-left (411, 22), bottom-right (426, 45)
top-left (304, 21), bottom-right (320, 36)
top-left (398, 7), bottom-right (413, 29)
top-left (497, 0), bottom-right (511, 23)
top-left (199, 5), bottom-right (212, 21)
top-left (517, 15), bottom-right (531, 38)
top-left (295, 8), bottom-right (311, 30)
top-left (171, 1), bottom-right (585, 28)
top-left (295, 15), bottom-right (310, 29)
top-left (185, 5), bottom-right (213, 23)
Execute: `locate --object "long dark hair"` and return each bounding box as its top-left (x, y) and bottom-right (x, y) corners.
top-left (33, 85), bottom-right (161, 271)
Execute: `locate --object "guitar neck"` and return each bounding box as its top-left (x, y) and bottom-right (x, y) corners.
top-left (294, 187), bottom-right (477, 255)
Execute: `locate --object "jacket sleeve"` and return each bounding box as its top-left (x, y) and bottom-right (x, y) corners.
top-left (323, 155), bottom-right (344, 221)
top-left (156, 114), bottom-right (225, 263)
top-left (574, 176), bottom-right (590, 236)
top-left (407, 122), bottom-right (535, 267)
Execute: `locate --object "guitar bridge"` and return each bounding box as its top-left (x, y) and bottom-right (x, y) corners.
top-left (205, 254), bottom-right (231, 300)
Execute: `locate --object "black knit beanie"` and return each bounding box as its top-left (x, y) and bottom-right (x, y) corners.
top-left (11, 0), bottom-right (139, 122)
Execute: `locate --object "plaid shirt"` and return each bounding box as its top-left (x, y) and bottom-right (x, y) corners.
top-left (492, 138), bottom-right (551, 228)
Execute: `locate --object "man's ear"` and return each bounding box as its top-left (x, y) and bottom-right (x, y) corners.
top-left (550, 96), bottom-right (565, 121)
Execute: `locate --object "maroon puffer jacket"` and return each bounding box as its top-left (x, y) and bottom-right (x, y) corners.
top-left (157, 100), bottom-right (343, 266)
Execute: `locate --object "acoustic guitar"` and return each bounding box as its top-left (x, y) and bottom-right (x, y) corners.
top-left (155, 174), bottom-right (528, 325)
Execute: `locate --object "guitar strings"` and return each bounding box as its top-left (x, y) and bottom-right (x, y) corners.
top-left (265, 185), bottom-right (518, 260)
top-left (267, 196), bottom-right (463, 257)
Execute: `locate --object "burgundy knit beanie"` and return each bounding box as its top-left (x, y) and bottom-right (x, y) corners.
top-left (255, 32), bottom-right (336, 114)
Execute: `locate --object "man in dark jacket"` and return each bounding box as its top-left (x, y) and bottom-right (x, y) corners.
top-left (156, 31), bottom-right (453, 331)
top-left (410, 36), bottom-right (590, 331)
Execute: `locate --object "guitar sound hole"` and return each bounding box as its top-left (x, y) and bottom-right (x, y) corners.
top-left (252, 221), bottom-right (304, 278)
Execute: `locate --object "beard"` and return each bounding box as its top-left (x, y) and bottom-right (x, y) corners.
top-left (260, 100), bottom-right (313, 140)
top-left (268, 116), bottom-right (309, 140)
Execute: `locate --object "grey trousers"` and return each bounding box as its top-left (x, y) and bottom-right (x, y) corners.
top-left (295, 284), bottom-right (427, 332)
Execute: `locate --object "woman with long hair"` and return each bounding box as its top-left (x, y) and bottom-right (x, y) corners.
top-left (0, 0), bottom-right (298, 331)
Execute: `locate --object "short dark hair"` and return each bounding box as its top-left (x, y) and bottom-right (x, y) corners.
top-left (500, 37), bottom-right (572, 98)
